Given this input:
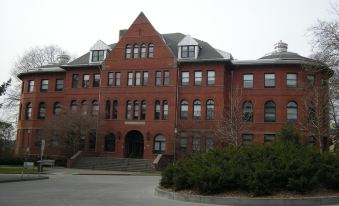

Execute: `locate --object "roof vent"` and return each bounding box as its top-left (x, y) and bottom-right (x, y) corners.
top-left (274, 40), bottom-right (288, 53)
top-left (57, 54), bottom-right (71, 64)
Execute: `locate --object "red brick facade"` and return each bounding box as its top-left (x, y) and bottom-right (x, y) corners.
top-left (15, 13), bottom-right (328, 159)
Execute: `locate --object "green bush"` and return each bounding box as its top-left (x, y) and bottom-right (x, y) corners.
top-left (160, 143), bottom-right (339, 196)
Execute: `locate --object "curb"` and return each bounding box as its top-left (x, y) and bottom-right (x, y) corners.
top-left (154, 187), bottom-right (339, 206)
top-left (0, 176), bottom-right (49, 183)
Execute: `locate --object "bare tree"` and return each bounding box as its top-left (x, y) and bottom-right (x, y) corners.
top-left (38, 112), bottom-right (98, 157)
top-left (216, 87), bottom-right (252, 148)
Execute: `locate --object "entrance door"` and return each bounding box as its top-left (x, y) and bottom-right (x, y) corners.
top-left (125, 130), bottom-right (144, 158)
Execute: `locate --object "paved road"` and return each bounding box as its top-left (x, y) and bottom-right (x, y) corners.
top-left (0, 173), bottom-right (221, 206)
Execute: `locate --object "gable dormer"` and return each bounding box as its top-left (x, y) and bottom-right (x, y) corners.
top-left (177, 35), bottom-right (199, 59)
top-left (89, 40), bottom-right (111, 63)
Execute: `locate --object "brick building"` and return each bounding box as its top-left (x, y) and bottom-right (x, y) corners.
top-left (15, 12), bottom-right (330, 160)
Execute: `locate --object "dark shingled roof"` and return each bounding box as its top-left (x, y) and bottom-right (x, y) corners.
top-left (259, 51), bottom-right (309, 60)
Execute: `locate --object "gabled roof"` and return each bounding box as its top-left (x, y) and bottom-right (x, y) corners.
top-left (90, 40), bottom-right (111, 51)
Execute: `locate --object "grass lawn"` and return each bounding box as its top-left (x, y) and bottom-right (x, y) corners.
top-left (0, 167), bottom-right (38, 174)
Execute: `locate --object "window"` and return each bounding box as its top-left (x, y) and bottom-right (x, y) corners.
top-left (243, 101), bottom-right (253, 122)
top-left (26, 103), bottom-right (32, 120)
top-left (179, 133), bottom-right (188, 152)
top-left (287, 101), bottom-right (297, 122)
top-left (105, 100), bottom-right (111, 119)
top-left (112, 100), bottom-right (118, 119)
top-left (207, 71), bottom-right (215, 86)
top-left (127, 72), bottom-right (133, 86)
top-left (81, 100), bottom-right (88, 115)
top-left (28, 80), bottom-right (34, 92)
top-left (264, 134), bottom-right (276, 143)
top-left (181, 45), bottom-right (195, 58)
top-left (115, 72), bottom-right (121, 86)
top-left (205, 133), bottom-right (214, 151)
top-left (154, 100), bottom-right (160, 120)
top-left (265, 73), bottom-right (275, 87)
top-left (126, 101), bottom-right (132, 120)
top-left (143, 71), bottom-right (148, 86)
top-left (133, 44), bottom-right (139, 58)
top-left (141, 44), bottom-right (147, 58)
top-left (141, 100), bottom-right (146, 120)
top-left (55, 79), bottom-right (64, 91)
top-left (125, 45), bottom-right (131, 59)
top-left (93, 74), bottom-right (100, 87)
top-left (308, 136), bottom-right (316, 145)
top-left (40, 79), bottom-right (48, 91)
top-left (307, 74), bottom-right (315, 86)
top-left (264, 101), bottom-right (276, 122)
top-left (38, 102), bottom-right (46, 119)
top-left (83, 74), bottom-right (90, 88)
top-left (148, 43), bottom-right (154, 58)
top-left (53, 102), bottom-right (62, 115)
top-left (155, 71), bottom-right (161, 86)
top-left (133, 101), bottom-right (139, 120)
top-left (72, 74), bottom-right (79, 88)
top-left (162, 100), bottom-right (168, 120)
top-left (180, 100), bottom-right (189, 120)
top-left (242, 134), bottom-right (253, 145)
top-left (92, 100), bottom-right (99, 116)
top-left (192, 133), bottom-right (201, 152)
top-left (104, 133), bottom-right (115, 152)
top-left (163, 71), bottom-right (170, 86)
top-left (92, 50), bottom-right (105, 62)
top-left (135, 72), bottom-right (141, 86)
top-left (70, 100), bottom-right (77, 111)
top-left (206, 100), bottom-right (214, 120)
top-left (243, 74), bottom-right (253, 88)
top-left (181, 71), bottom-right (189, 86)
top-left (286, 74), bottom-right (297, 88)
top-left (194, 71), bottom-right (202, 86)
top-left (108, 72), bottom-right (113, 87)
top-left (154, 135), bottom-right (166, 154)
top-left (193, 100), bottom-right (201, 120)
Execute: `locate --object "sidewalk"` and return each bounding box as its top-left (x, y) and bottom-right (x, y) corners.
top-left (44, 167), bottom-right (137, 175)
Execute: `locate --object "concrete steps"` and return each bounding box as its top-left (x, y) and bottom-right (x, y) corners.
top-left (73, 156), bottom-right (154, 172)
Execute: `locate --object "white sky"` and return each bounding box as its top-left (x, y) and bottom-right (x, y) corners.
top-left (0, 0), bottom-right (337, 83)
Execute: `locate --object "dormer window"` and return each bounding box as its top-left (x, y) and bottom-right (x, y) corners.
top-left (92, 50), bottom-right (105, 62)
top-left (181, 46), bottom-right (195, 58)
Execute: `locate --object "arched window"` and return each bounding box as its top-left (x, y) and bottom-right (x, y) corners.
top-left (141, 44), bottom-right (147, 58)
top-left (112, 100), bottom-right (118, 119)
top-left (126, 100), bottom-right (132, 120)
top-left (287, 101), bottom-right (298, 122)
top-left (70, 100), bottom-right (77, 111)
top-left (153, 135), bottom-right (166, 154)
top-left (162, 100), bottom-right (168, 120)
top-left (243, 101), bottom-right (253, 122)
top-left (133, 44), bottom-right (139, 58)
top-left (25, 102), bottom-right (32, 120)
top-left (38, 102), bottom-right (46, 119)
top-left (125, 44), bottom-right (131, 59)
top-left (105, 100), bottom-right (111, 119)
top-left (154, 100), bottom-right (160, 120)
top-left (104, 133), bottom-right (116, 152)
top-left (92, 100), bottom-right (99, 116)
top-left (148, 43), bottom-right (154, 58)
top-left (264, 101), bottom-right (276, 122)
top-left (53, 102), bottom-right (62, 115)
top-left (180, 100), bottom-right (189, 120)
top-left (193, 100), bottom-right (201, 120)
top-left (81, 100), bottom-right (88, 115)
top-left (133, 100), bottom-right (139, 120)
top-left (206, 100), bottom-right (214, 120)
top-left (141, 100), bottom-right (146, 120)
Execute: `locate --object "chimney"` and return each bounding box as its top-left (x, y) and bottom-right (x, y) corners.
top-left (57, 54), bottom-right (71, 65)
top-left (274, 40), bottom-right (288, 53)
top-left (119, 29), bottom-right (128, 40)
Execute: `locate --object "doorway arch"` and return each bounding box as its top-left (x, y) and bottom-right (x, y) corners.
top-left (125, 130), bottom-right (144, 158)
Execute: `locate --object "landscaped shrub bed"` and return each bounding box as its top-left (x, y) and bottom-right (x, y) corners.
top-left (160, 143), bottom-right (339, 196)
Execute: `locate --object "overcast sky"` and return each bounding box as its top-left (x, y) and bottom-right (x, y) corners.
top-left (0, 0), bottom-right (337, 83)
